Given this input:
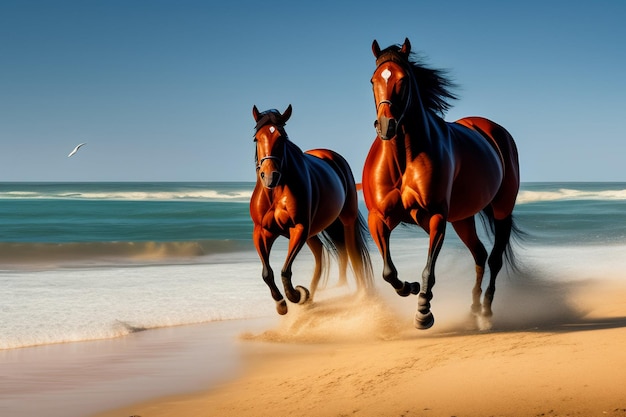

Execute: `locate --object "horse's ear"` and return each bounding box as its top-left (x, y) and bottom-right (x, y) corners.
top-left (252, 105), bottom-right (261, 122)
top-left (282, 104), bottom-right (292, 123)
top-left (400, 37), bottom-right (411, 56)
top-left (372, 40), bottom-right (381, 58)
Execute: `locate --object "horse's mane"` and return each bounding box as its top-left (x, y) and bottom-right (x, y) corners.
top-left (377, 45), bottom-right (458, 115)
top-left (254, 109), bottom-right (285, 133)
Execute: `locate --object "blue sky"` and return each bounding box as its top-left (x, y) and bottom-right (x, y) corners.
top-left (1, 0), bottom-right (625, 182)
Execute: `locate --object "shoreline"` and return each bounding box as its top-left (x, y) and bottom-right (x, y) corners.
top-left (90, 277), bottom-right (626, 417)
top-left (0, 317), bottom-right (275, 417)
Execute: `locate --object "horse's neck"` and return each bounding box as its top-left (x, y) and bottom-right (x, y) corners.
top-left (401, 111), bottom-right (433, 158)
top-left (264, 142), bottom-right (307, 203)
top-left (283, 140), bottom-right (306, 175)
top-left (403, 98), bottom-right (448, 160)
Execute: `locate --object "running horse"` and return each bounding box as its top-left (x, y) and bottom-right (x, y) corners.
top-left (250, 105), bottom-right (374, 315)
top-left (362, 38), bottom-right (522, 329)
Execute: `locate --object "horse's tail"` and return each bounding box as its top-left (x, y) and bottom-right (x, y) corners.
top-left (478, 206), bottom-right (526, 272)
top-left (319, 212), bottom-right (374, 291)
top-left (350, 211), bottom-right (375, 290)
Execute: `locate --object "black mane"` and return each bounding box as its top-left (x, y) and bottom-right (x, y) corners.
top-left (378, 45), bottom-right (458, 115)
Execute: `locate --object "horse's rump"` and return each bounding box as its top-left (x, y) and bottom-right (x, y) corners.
top-left (454, 116), bottom-right (520, 218)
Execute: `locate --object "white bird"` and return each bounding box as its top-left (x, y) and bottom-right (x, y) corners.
top-left (68, 142), bottom-right (86, 157)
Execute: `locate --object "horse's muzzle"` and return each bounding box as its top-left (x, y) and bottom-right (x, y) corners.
top-left (260, 170), bottom-right (281, 189)
top-left (375, 116), bottom-right (397, 140)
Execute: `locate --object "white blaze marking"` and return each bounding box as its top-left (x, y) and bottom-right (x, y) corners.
top-left (382, 68), bottom-right (392, 83)
top-left (269, 126), bottom-right (276, 133)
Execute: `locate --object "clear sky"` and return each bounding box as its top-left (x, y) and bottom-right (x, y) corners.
top-left (1, 0), bottom-right (625, 182)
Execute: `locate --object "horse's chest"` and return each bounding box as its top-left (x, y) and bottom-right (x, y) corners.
top-left (400, 164), bottom-right (440, 210)
top-left (273, 206), bottom-right (292, 229)
top-left (262, 197), bottom-right (294, 231)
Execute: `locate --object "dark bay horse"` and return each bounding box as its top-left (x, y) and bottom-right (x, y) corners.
top-left (362, 38), bottom-right (522, 329)
top-left (250, 105), bottom-right (374, 315)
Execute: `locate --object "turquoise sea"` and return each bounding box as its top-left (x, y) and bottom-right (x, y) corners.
top-left (1, 181), bottom-right (626, 350)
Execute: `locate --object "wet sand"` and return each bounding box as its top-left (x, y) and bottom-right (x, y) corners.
top-left (0, 318), bottom-right (271, 417)
top-left (88, 276), bottom-right (626, 417)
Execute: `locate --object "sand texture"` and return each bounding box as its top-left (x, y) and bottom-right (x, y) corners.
top-left (92, 276), bottom-right (626, 417)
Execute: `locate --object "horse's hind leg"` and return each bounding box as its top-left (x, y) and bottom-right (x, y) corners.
top-left (451, 217), bottom-right (488, 315)
top-left (483, 215), bottom-right (513, 318)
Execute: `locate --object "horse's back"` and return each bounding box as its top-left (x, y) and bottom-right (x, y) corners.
top-left (454, 116), bottom-right (520, 218)
top-left (306, 148), bottom-right (353, 181)
top-left (303, 149), bottom-right (358, 231)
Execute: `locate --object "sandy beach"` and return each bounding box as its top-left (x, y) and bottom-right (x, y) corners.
top-left (86, 274), bottom-right (626, 417)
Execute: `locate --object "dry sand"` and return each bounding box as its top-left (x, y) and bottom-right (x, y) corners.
top-left (92, 275), bottom-right (626, 417)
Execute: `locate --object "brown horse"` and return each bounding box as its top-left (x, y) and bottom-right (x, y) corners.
top-left (250, 104), bottom-right (373, 315)
top-left (362, 38), bottom-right (522, 329)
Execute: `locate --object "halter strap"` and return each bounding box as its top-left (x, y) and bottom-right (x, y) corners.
top-left (374, 53), bottom-right (416, 131)
top-left (255, 138), bottom-right (287, 174)
top-left (375, 50), bottom-right (407, 68)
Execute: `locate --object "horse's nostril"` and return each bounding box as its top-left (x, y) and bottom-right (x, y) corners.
top-left (260, 172), bottom-right (265, 179)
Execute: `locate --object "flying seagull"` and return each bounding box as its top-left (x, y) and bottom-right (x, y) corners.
top-left (68, 142), bottom-right (86, 157)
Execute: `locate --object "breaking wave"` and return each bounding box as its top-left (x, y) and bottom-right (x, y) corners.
top-left (517, 186), bottom-right (626, 204)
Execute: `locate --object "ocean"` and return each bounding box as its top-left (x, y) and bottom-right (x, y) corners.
top-left (1, 181), bottom-right (626, 350)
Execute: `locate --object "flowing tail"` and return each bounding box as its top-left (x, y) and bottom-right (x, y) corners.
top-left (478, 206), bottom-right (526, 272)
top-left (319, 212), bottom-right (374, 291)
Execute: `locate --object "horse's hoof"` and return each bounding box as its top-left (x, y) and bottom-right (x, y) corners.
top-left (470, 303), bottom-right (482, 315)
top-left (396, 281), bottom-right (420, 297)
top-left (414, 311), bottom-right (435, 330)
top-left (477, 314), bottom-right (493, 331)
top-left (276, 299), bottom-right (288, 315)
top-left (296, 286), bottom-right (310, 304)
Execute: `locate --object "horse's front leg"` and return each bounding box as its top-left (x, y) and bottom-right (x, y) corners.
top-left (368, 211), bottom-right (420, 297)
top-left (281, 224), bottom-right (311, 304)
top-left (253, 226), bottom-right (286, 315)
top-left (415, 213), bottom-right (446, 329)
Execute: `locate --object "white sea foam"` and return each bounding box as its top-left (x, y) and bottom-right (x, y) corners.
top-left (517, 188), bottom-right (626, 204)
top-left (0, 262), bottom-right (275, 350)
top-left (0, 189), bottom-right (253, 202)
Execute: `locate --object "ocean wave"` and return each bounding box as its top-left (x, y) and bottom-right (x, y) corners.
top-left (0, 261), bottom-right (272, 350)
top-left (517, 188), bottom-right (626, 204)
top-left (0, 189), bottom-right (253, 202)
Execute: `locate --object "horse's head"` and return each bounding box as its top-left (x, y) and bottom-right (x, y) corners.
top-left (252, 104), bottom-right (293, 189)
top-left (371, 38), bottom-right (413, 140)
top-left (371, 38), bottom-right (457, 141)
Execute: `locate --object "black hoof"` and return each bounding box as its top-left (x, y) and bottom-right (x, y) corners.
top-left (414, 311), bottom-right (435, 330)
top-left (295, 285), bottom-right (310, 304)
top-left (276, 299), bottom-right (288, 315)
top-left (396, 281), bottom-right (420, 297)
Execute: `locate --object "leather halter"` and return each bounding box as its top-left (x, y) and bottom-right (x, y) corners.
top-left (254, 110), bottom-right (288, 176)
